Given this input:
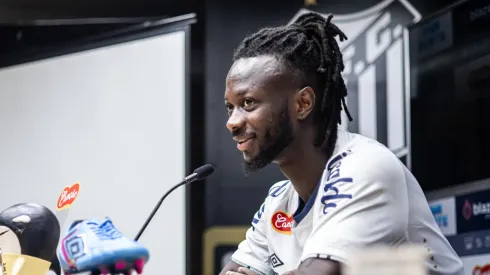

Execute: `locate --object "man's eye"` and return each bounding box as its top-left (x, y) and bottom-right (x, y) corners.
top-left (225, 104), bottom-right (233, 114)
top-left (243, 98), bottom-right (255, 107)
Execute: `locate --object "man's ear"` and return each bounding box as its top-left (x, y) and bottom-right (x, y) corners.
top-left (295, 86), bottom-right (316, 121)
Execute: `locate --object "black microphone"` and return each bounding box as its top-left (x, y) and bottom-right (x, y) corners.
top-left (134, 164), bottom-right (215, 241)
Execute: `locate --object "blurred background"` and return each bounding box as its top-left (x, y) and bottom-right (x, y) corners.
top-left (0, 0), bottom-right (489, 274)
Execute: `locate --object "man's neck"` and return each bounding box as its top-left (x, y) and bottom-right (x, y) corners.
top-left (278, 144), bottom-right (328, 203)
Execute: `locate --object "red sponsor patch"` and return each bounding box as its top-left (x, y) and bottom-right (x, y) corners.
top-left (473, 264), bottom-right (490, 275)
top-left (271, 211), bottom-right (293, 235)
top-left (57, 183), bottom-right (80, 210)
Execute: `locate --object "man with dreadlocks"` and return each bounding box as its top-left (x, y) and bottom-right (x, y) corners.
top-left (221, 12), bottom-right (463, 275)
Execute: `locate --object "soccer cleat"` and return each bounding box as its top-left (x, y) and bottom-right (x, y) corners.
top-left (57, 218), bottom-right (149, 275)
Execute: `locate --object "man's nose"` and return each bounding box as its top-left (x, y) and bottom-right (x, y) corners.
top-left (226, 109), bottom-right (246, 133)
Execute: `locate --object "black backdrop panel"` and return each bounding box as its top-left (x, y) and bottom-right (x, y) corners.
top-left (204, 0), bottom-right (459, 227)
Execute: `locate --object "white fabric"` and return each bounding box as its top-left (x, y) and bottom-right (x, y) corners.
top-left (231, 130), bottom-right (463, 275)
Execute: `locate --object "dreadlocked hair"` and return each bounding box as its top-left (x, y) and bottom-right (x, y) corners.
top-left (233, 12), bottom-right (353, 158)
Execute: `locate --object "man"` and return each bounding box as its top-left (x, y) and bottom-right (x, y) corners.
top-left (220, 12), bottom-right (463, 275)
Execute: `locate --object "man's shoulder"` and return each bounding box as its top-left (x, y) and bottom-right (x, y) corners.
top-left (257, 180), bottom-right (294, 216)
top-left (250, 180), bottom-right (292, 226)
top-left (266, 180), bottom-right (293, 202)
top-left (335, 131), bottom-right (396, 157)
top-left (326, 136), bottom-right (405, 184)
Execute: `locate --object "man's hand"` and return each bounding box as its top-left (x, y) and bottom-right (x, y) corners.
top-left (225, 267), bottom-right (258, 275)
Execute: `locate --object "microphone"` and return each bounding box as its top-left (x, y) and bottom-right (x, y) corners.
top-left (134, 164), bottom-right (215, 241)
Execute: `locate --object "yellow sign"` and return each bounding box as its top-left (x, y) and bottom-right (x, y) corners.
top-left (304, 0), bottom-right (317, 6)
top-left (202, 226), bottom-right (248, 275)
top-left (1, 253), bottom-right (50, 275)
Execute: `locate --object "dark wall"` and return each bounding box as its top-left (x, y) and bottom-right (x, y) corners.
top-left (0, 0), bottom-right (197, 19)
top-left (203, 0), bottom-right (458, 228)
top-left (201, 4), bottom-right (462, 273)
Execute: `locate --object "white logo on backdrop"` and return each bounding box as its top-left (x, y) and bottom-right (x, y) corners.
top-left (289, 0), bottom-right (421, 168)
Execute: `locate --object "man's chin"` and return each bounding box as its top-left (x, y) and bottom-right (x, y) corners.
top-left (242, 151), bottom-right (257, 162)
top-left (242, 156), bottom-right (272, 176)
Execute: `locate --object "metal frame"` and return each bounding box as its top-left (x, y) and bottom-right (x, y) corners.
top-left (406, 0), bottom-right (469, 30)
top-left (202, 226), bottom-right (249, 275)
top-left (0, 13), bottom-right (196, 68)
top-left (425, 178), bottom-right (490, 201)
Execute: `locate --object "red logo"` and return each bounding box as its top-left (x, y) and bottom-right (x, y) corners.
top-left (463, 200), bottom-right (473, 221)
top-left (57, 183), bottom-right (80, 210)
top-left (271, 211), bottom-right (293, 235)
top-left (473, 264), bottom-right (490, 275)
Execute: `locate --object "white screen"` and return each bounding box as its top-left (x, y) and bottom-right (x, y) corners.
top-left (0, 30), bottom-right (187, 275)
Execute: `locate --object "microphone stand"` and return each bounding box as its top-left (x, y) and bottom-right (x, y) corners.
top-left (134, 164), bottom-right (214, 241)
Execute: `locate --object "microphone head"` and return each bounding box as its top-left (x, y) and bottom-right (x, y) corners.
top-left (194, 164), bottom-right (215, 179)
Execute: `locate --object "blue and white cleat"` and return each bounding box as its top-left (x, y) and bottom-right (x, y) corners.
top-left (57, 218), bottom-right (149, 275)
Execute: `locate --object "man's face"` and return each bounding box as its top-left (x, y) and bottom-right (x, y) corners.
top-left (224, 56), bottom-right (297, 173)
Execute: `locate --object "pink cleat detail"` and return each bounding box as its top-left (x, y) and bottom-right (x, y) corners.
top-left (99, 266), bottom-right (109, 274)
top-left (115, 260), bottom-right (126, 270)
top-left (134, 258), bottom-right (144, 274)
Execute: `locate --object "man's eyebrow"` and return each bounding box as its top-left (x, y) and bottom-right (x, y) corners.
top-left (224, 89), bottom-right (249, 101)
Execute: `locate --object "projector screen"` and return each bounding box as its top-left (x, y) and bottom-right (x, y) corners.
top-left (0, 26), bottom-right (188, 275)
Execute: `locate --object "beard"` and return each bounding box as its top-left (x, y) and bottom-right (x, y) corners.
top-left (242, 104), bottom-right (294, 175)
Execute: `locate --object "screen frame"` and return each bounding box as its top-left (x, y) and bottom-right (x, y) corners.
top-left (0, 13), bottom-right (198, 275)
top-left (407, 1), bottom-right (490, 201)
top-left (0, 14), bottom-right (196, 69)
top-left (425, 178), bottom-right (490, 201)
top-left (406, 0), bottom-right (468, 31)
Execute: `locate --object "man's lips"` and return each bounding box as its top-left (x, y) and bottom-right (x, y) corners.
top-left (238, 137), bottom-right (252, 144)
top-left (233, 134), bottom-right (255, 143)
top-left (236, 137), bottom-right (255, 151)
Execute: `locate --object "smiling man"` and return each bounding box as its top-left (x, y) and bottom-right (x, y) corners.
top-left (220, 12), bottom-right (463, 275)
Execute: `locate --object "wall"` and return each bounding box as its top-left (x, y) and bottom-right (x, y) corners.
top-left (204, 0), bottom-right (457, 228)
top-left (203, 0), bottom-right (458, 273)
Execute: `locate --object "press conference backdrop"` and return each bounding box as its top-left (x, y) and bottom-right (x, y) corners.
top-left (202, 0), bottom-right (459, 274)
top-left (204, 0), bottom-right (460, 227)
top-left (0, 22), bottom-right (189, 275)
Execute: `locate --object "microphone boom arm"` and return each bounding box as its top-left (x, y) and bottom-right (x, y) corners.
top-left (134, 180), bottom-right (188, 241)
top-left (134, 164), bottom-right (214, 241)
